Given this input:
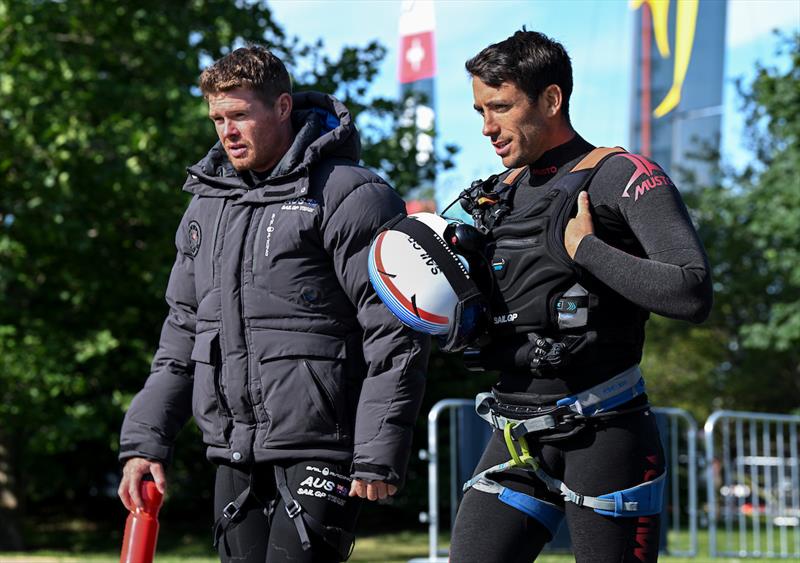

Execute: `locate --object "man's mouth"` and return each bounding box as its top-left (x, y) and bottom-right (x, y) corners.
top-left (493, 139), bottom-right (511, 157)
top-left (228, 144), bottom-right (248, 159)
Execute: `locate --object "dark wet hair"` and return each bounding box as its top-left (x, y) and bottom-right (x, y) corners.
top-left (466, 29), bottom-right (573, 122)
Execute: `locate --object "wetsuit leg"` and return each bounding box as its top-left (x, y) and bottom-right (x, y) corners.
top-left (562, 408), bottom-right (665, 563)
top-left (449, 431), bottom-right (564, 563)
top-left (214, 461), bottom-right (361, 563)
top-left (266, 460), bottom-right (361, 562)
top-left (214, 463), bottom-right (270, 563)
top-left (451, 406), bottom-right (664, 563)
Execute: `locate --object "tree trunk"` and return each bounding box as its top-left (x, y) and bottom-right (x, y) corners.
top-left (0, 435), bottom-right (24, 550)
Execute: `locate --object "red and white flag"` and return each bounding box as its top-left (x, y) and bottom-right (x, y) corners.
top-left (398, 0), bottom-right (436, 85)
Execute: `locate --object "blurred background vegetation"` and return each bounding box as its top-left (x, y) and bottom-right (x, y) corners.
top-left (0, 0), bottom-right (797, 555)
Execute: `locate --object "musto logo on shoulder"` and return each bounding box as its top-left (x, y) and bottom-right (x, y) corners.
top-left (369, 230), bottom-right (461, 336)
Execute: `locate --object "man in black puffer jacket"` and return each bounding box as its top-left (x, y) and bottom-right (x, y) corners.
top-left (117, 45), bottom-right (429, 563)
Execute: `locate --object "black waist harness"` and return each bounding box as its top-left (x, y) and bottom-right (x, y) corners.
top-left (462, 147), bottom-right (643, 373)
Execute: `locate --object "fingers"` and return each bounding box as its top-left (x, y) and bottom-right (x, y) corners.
top-left (128, 468), bottom-right (145, 510)
top-left (348, 479), bottom-right (397, 501)
top-left (370, 482), bottom-right (385, 501)
top-left (117, 479), bottom-right (133, 513)
top-left (576, 191), bottom-right (590, 214)
top-left (118, 458), bottom-right (166, 512)
top-left (150, 462), bottom-right (167, 495)
top-left (564, 191), bottom-right (594, 259)
top-left (349, 479), bottom-right (365, 498)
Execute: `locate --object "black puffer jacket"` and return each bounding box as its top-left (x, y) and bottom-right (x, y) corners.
top-left (119, 92), bottom-right (429, 485)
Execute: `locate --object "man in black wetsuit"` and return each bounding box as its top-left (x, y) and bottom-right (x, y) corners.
top-left (448, 31), bottom-right (712, 562)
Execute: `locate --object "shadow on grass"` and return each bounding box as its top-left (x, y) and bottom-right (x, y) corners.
top-left (20, 517), bottom-right (216, 558)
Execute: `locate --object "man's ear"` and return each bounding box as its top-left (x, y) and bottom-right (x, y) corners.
top-left (276, 92), bottom-right (293, 121)
top-left (540, 84), bottom-right (563, 118)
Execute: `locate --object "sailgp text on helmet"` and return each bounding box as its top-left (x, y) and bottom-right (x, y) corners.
top-left (368, 212), bottom-right (489, 352)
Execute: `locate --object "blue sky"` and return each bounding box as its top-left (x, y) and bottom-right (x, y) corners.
top-left (269, 0), bottom-right (799, 206)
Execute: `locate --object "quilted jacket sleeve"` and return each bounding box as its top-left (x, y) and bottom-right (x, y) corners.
top-left (322, 178), bottom-right (430, 487)
top-left (119, 210), bottom-right (197, 465)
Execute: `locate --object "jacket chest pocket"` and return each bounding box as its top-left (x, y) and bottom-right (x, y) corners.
top-left (190, 330), bottom-right (229, 447)
top-left (253, 331), bottom-right (351, 446)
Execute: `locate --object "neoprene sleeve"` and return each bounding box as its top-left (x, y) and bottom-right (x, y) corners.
top-left (573, 153), bottom-right (712, 323)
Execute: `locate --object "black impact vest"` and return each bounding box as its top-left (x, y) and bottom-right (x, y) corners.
top-left (468, 147), bottom-right (647, 377)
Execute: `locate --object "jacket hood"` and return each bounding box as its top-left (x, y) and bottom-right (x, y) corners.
top-left (183, 91), bottom-right (361, 198)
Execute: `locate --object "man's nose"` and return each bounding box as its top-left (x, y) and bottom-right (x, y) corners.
top-left (482, 115), bottom-right (498, 137)
top-left (223, 120), bottom-right (240, 139)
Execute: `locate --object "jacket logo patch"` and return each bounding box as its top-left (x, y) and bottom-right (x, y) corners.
top-left (305, 465), bottom-right (349, 480)
top-left (281, 197), bottom-right (319, 212)
top-left (297, 473), bottom-right (349, 506)
top-left (264, 212), bottom-right (276, 257)
top-left (188, 221), bottom-right (201, 256)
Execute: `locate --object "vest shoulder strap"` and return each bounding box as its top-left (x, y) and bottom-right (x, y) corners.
top-left (570, 146), bottom-right (625, 173)
top-left (501, 145), bottom-right (625, 185)
top-left (502, 166), bottom-right (528, 185)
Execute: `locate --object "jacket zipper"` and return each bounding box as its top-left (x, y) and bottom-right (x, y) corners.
top-left (494, 236), bottom-right (542, 249)
top-left (240, 207), bottom-right (261, 425)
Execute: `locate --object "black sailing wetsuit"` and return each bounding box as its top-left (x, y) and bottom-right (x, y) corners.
top-left (449, 135), bottom-right (712, 563)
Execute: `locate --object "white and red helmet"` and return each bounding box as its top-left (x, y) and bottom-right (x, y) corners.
top-left (368, 212), bottom-right (488, 352)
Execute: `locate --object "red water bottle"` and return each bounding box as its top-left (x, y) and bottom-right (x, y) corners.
top-left (120, 477), bottom-right (163, 563)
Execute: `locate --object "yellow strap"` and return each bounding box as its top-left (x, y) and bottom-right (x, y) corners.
top-left (503, 422), bottom-right (538, 469)
top-left (503, 423), bottom-right (523, 465)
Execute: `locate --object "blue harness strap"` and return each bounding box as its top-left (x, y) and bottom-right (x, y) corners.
top-left (593, 471), bottom-right (667, 518)
top-left (555, 364), bottom-right (645, 416)
top-left (465, 365), bottom-right (666, 519)
top-left (471, 477), bottom-right (564, 538)
top-left (499, 488), bottom-right (565, 537)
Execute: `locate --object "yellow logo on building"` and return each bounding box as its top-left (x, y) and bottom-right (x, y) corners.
top-left (630, 0), bottom-right (699, 118)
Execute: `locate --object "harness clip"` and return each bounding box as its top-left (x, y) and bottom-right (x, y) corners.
top-left (491, 411), bottom-right (504, 430)
top-left (285, 499), bottom-right (303, 519)
top-left (222, 501), bottom-right (241, 521)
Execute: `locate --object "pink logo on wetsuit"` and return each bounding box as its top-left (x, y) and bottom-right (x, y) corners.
top-left (619, 153), bottom-right (674, 202)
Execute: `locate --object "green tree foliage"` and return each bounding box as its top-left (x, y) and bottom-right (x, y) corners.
top-left (0, 0), bottom-right (454, 547)
top-left (643, 32), bottom-right (800, 417)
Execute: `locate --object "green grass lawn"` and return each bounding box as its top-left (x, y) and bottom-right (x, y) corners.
top-left (0, 528), bottom-right (766, 563)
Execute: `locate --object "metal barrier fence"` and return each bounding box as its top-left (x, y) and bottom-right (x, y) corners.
top-left (409, 399), bottom-right (699, 563)
top-left (704, 410), bottom-right (800, 558)
top-left (410, 399), bottom-right (473, 563)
